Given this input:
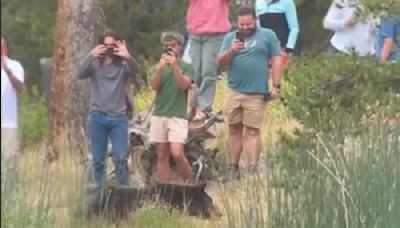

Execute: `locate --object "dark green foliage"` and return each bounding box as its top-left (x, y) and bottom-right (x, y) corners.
top-left (1, 0), bottom-right (56, 91)
top-left (100, 0), bottom-right (188, 63)
top-left (283, 54), bottom-right (400, 135)
top-left (2, 0), bottom-right (399, 90)
top-left (0, 0), bottom-right (335, 89)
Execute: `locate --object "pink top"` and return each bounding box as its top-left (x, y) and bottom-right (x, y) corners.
top-left (186, 0), bottom-right (231, 35)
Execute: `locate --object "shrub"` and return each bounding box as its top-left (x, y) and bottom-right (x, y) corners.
top-left (18, 86), bottom-right (48, 148)
top-left (219, 119), bottom-right (399, 228)
top-left (283, 54), bottom-right (400, 136)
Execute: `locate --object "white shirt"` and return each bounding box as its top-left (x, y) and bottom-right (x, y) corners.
top-left (1, 57), bottom-right (24, 129)
top-left (323, 0), bottom-right (374, 56)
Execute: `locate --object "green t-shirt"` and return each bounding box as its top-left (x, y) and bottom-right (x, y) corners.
top-left (151, 61), bottom-right (195, 119)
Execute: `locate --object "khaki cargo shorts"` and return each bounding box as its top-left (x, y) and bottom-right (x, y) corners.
top-left (149, 116), bottom-right (188, 144)
top-left (224, 87), bottom-right (266, 129)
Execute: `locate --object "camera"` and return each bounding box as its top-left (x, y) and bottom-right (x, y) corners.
top-left (236, 31), bottom-right (245, 43)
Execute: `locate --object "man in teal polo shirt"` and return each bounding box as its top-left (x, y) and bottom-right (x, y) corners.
top-left (217, 7), bottom-right (283, 180)
top-left (150, 31), bottom-right (194, 183)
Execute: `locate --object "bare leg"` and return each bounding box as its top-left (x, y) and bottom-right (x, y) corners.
top-left (155, 143), bottom-right (171, 182)
top-left (228, 123), bottom-right (244, 165)
top-left (170, 143), bottom-right (192, 182)
top-left (244, 126), bottom-right (261, 167)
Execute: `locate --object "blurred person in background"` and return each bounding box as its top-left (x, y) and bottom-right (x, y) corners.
top-left (254, 0), bottom-right (300, 65)
top-left (374, 15), bottom-right (400, 63)
top-left (323, 0), bottom-right (374, 56)
top-left (186, 0), bottom-right (231, 121)
top-left (1, 33), bottom-right (25, 173)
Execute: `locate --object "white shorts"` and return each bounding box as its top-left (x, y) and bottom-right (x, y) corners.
top-left (149, 116), bottom-right (188, 144)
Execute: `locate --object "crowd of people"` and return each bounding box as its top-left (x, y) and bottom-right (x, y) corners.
top-left (1, 0), bottom-right (399, 187)
top-left (323, 0), bottom-right (399, 62)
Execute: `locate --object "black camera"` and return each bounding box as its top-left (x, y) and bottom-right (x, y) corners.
top-left (236, 31), bottom-right (245, 43)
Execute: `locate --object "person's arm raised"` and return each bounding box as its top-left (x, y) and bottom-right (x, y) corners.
top-left (78, 45), bottom-right (105, 79)
top-left (167, 53), bottom-right (191, 90)
top-left (150, 54), bottom-right (168, 91)
top-left (217, 39), bottom-right (243, 69)
top-left (2, 63), bottom-right (23, 92)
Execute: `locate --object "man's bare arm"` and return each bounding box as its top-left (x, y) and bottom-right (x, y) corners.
top-left (217, 39), bottom-right (242, 69)
top-left (7, 73), bottom-right (23, 92)
top-left (150, 65), bottom-right (164, 91)
top-left (217, 48), bottom-right (235, 70)
top-left (171, 64), bottom-right (191, 90)
top-left (270, 56), bottom-right (282, 86)
top-left (380, 37), bottom-right (394, 63)
top-left (3, 67), bottom-right (23, 92)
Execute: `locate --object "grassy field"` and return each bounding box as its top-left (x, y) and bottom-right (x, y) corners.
top-left (2, 77), bottom-right (399, 228)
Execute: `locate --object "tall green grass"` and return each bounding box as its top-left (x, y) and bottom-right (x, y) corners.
top-left (18, 86), bottom-right (48, 149)
top-left (219, 120), bottom-right (400, 228)
top-left (1, 160), bottom-right (55, 227)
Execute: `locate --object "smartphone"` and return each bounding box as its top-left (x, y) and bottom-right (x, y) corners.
top-left (263, 92), bottom-right (287, 105)
top-left (236, 31), bottom-right (245, 43)
top-left (163, 48), bottom-right (173, 55)
top-left (106, 47), bottom-right (115, 55)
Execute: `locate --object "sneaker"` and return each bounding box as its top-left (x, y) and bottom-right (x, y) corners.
top-left (219, 164), bottom-right (240, 183)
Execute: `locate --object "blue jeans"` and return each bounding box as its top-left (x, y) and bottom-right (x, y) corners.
top-left (88, 111), bottom-right (129, 186)
top-left (190, 34), bottom-right (224, 112)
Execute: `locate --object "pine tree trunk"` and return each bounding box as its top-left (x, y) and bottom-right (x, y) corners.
top-left (48, 0), bottom-right (105, 161)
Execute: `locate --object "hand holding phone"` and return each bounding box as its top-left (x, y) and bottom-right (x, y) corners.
top-left (163, 48), bottom-right (173, 56)
top-left (91, 45), bottom-right (106, 58)
top-left (231, 39), bottom-right (243, 52)
top-left (106, 47), bottom-right (115, 56)
top-left (236, 31), bottom-right (245, 43)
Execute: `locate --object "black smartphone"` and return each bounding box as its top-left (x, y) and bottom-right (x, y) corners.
top-left (263, 92), bottom-right (288, 105)
top-left (236, 31), bottom-right (245, 43)
top-left (106, 47), bottom-right (115, 55)
top-left (163, 48), bottom-right (173, 56)
top-left (263, 93), bottom-right (272, 102)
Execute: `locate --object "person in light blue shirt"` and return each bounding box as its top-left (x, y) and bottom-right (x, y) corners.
top-left (217, 7), bottom-right (282, 181)
top-left (375, 16), bottom-right (400, 63)
top-left (254, 0), bottom-right (299, 64)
